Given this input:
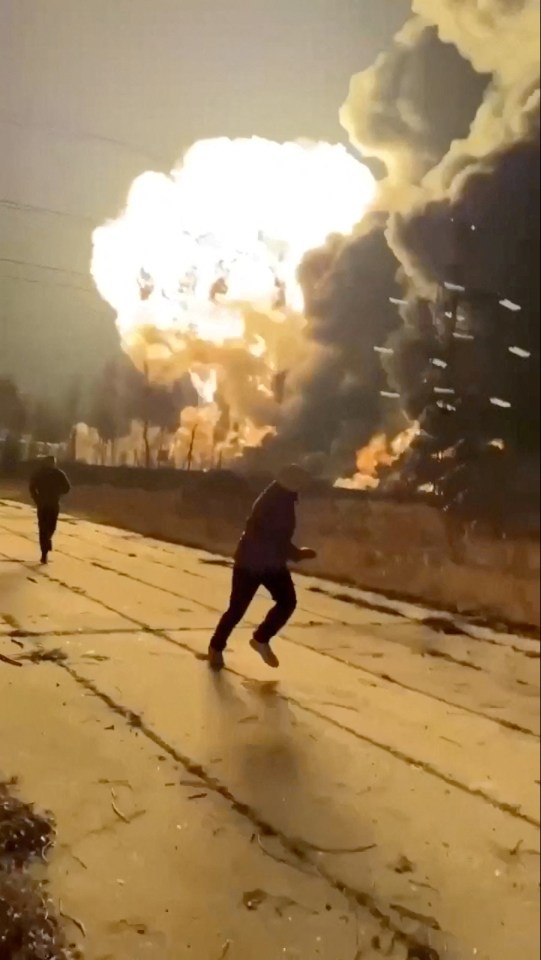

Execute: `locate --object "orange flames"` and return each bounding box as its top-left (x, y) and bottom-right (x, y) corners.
top-left (89, 138), bottom-right (376, 468)
top-left (336, 423), bottom-right (420, 490)
top-left (91, 138), bottom-right (375, 364)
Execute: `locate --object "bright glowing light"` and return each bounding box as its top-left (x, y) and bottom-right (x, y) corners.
top-left (190, 368), bottom-right (218, 404)
top-left (500, 299), bottom-right (521, 312)
top-left (91, 138), bottom-right (375, 468)
top-left (335, 423), bottom-right (419, 490)
top-left (91, 138), bottom-right (376, 356)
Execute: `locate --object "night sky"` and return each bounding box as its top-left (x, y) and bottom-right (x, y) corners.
top-left (1, 0), bottom-right (409, 399)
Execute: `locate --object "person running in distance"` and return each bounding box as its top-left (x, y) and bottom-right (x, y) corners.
top-left (29, 456), bottom-right (71, 564)
top-left (208, 465), bottom-right (316, 672)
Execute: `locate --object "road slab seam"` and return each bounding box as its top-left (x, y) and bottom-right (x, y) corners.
top-left (3, 524), bottom-right (537, 739)
top-left (2, 539), bottom-right (539, 828)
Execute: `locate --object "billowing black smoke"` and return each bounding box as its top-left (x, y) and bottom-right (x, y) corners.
top-left (280, 0), bottom-right (540, 500)
top-left (277, 222), bottom-right (404, 475)
top-left (386, 132), bottom-right (540, 508)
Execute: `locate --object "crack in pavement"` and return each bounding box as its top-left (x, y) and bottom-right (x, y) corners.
top-left (1, 523), bottom-right (330, 630)
top-left (82, 548), bottom-right (538, 657)
top-left (25, 514), bottom-right (531, 658)
top-left (423, 649), bottom-right (482, 672)
top-left (67, 520), bottom-right (540, 648)
top-left (5, 508), bottom-right (538, 655)
top-left (308, 585), bottom-right (540, 645)
top-left (5, 627), bottom-right (195, 640)
top-left (1, 535), bottom-right (539, 827)
top-left (2, 523), bottom-right (536, 739)
top-left (55, 657), bottom-right (445, 959)
top-left (280, 638), bottom-right (539, 738)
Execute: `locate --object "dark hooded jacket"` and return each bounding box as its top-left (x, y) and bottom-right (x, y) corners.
top-left (235, 482), bottom-right (303, 572)
top-left (29, 464), bottom-right (71, 508)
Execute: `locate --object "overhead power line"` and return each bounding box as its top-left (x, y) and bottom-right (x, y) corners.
top-left (0, 198), bottom-right (98, 226)
top-left (0, 111), bottom-right (168, 168)
top-left (0, 257), bottom-right (93, 284)
top-left (0, 274), bottom-right (98, 296)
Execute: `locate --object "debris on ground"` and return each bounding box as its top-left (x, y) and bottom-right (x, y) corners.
top-left (0, 780), bottom-right (78, 959)
top-left (393, 855), bottom-right (415, 875)
top-left (0, 653), bottom-right (22, 668)
top-left (242, 888), bottom-right (314, 917)
top-left (21, 648), bottom-right (68, 665)
top-left (59, 901), bottom-right (87, 938)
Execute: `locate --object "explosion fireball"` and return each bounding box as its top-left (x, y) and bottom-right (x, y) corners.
top-left (92, 138), bottom-right (375, 379)
top-left (89, 0), bottom-right (538, 489)
top-left (91, 138), bottom-right (375, 468)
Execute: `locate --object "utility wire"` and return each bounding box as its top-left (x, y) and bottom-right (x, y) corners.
top-left (0, 111), bottom-right (168, 167)
top-left (0, 257), bottom-right (93, 284)
top-left (1, 198), bottom-right (98, 226)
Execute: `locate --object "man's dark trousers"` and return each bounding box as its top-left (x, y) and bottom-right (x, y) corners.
top-left (210, 566), bottom-right (297, 652)
top-left (38, 505), bottom-right (59, 557)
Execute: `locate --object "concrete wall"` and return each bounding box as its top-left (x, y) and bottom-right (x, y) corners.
top-left (3, 467), bottom-right (538, 629)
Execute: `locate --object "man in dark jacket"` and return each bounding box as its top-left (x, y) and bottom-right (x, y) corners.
top-left (208, 465), bottom-right (316, 671)
top-left (29, 456), bottom-right (71, 564)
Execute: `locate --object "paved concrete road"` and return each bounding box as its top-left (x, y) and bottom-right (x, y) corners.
top-left (0, 500), bottom-right (539, 960)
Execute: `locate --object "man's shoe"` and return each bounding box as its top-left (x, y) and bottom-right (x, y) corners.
top-left (208, 647), bottom-right (225, 672)
top-left (250, 638), bottom-right (280, 668)
top-left (40, 553), bottom-right (48, 565)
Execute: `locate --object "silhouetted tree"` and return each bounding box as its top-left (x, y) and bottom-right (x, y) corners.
top-left (28, 400), bottom-right (66, 444)
top-left (89, 359), bottom-right (131, 463)
top-left (0, 378), bottom-right (27, 434)
top-left (89, 357), bottom-right (179, 467)
top-left (129, 364), bottom-right (178, 468)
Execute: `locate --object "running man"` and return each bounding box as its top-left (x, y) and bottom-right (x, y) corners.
top-left (29, 456), bottom-right (71, 564)
top-left (208, 465), bottom-right (316, 671)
